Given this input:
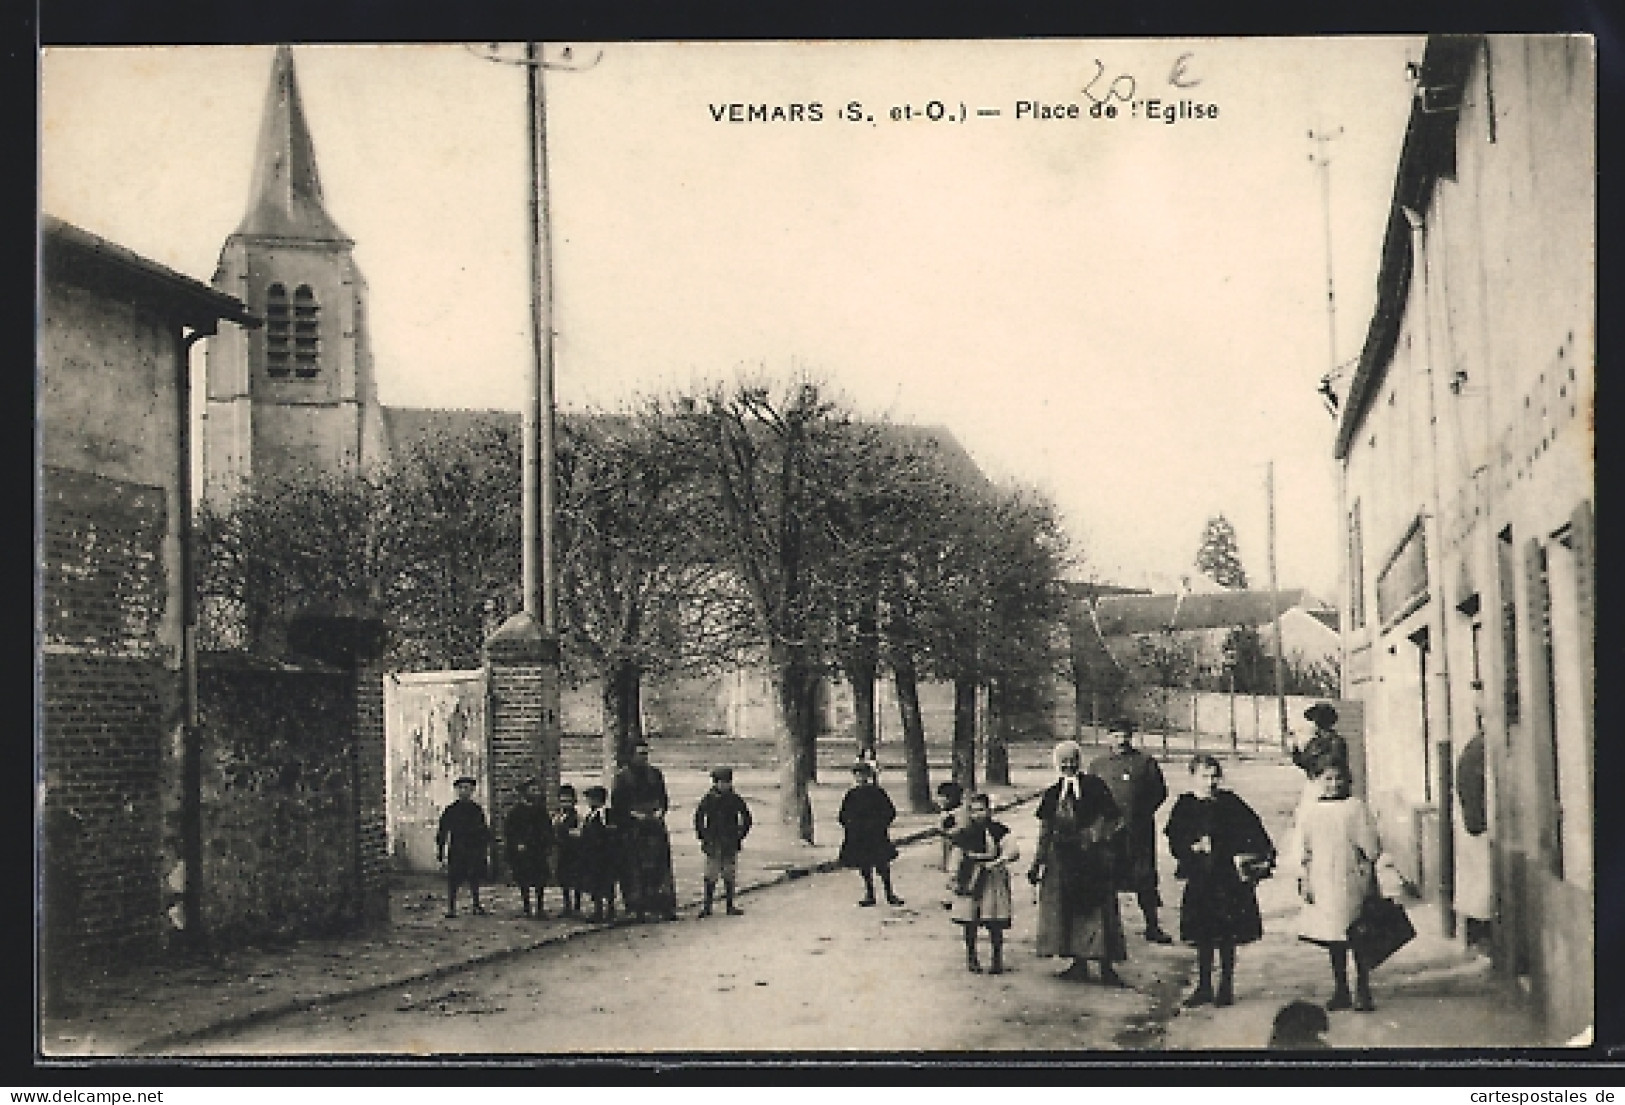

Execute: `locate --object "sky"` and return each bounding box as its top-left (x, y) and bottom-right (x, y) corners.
top-left (40, 38), bottom-right (1426, 599)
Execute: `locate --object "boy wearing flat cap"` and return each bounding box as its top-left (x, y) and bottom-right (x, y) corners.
top-left (437, 775), bottom-right (492, 918)
top-left (693, 767), bottom-right (752, 917)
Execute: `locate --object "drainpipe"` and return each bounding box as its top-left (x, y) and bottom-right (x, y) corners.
top-left (177, 323), bottom-right (214, 944)
top-left (1402, 202), bottom-right (1458, 936)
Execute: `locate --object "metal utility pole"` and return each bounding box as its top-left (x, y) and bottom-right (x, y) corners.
top-left (1267, 460), bottom-right (1289, 752)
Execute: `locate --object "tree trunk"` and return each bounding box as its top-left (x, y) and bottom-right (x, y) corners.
top-left (985, 678), bottom-right (1012, 787)
top-left (891, 648), bottom-right (933, 813)
top-left (601, 655), bottom-right (645, 782)
top-left (846, 602), bottom-right (880, 764)
top-left (772, 639), bottom-right (817, 843)
top-left (952, 673), bottom-right (978, 794)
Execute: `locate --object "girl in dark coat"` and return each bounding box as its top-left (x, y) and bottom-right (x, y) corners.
top-left (837, 761), bottom-right (904, 906)
top-left (1165, 754), bottom-right (1276, 1008)
top-left (503, 778), bottom-right (554, 918)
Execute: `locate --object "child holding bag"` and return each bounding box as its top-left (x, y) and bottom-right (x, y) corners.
top-left (947, 793), bottom-right (1019, 975)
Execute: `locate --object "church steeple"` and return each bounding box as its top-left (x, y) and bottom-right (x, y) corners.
top-left (236, 45), bottom-right (349, 242)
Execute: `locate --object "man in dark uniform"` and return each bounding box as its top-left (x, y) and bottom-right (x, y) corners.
top-left (437, 775), bottom-right (492, 918)
top-left (1090, 716), bottom-right (1174, 944)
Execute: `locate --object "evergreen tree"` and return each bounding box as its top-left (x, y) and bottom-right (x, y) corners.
top-left (1195, 514), bottom-right (1249, 589)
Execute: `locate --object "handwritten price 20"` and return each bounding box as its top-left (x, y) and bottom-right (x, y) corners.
top-left (1083, 52), bottom-right (1202, 105)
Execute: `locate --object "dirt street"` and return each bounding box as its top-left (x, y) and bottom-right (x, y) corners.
top-left (175, 761), bottom-right (1307, 1055)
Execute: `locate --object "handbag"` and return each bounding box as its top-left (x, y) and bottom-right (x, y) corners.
top-left (1233, 852), bottom-right (1274, 885)
top-left (1346, 894), bottom-right (1416, 969)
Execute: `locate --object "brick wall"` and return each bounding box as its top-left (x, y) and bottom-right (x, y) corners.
top-left (195, 660), bottom-right (361, 942)
top-left (40, 465), bottom-right (174, 963)
top-left (353, 657), bottom-right (390, 927)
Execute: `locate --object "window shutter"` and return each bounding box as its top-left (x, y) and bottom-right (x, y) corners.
top-left (1521, 537), bottom-right (1560, 877)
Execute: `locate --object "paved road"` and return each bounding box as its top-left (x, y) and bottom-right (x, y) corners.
top-left (176, 761), bottom-right (1309, 1055)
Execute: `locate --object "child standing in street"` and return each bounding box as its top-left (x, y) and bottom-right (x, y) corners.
top-left (935, 780), bottom-right (966, 872)
top-left (837, 761), bottom-right (904, 907)
top-left (437, 775), bottom-right (492, 918)
top-left (693, 766), bottom-right (753, 917)
top-left (503, 777), bottom-right (554, 918)
top-left (578, 784), bottom-right (619, 923)
top-left (947, 793), bottom-right (1018, 974)
top-left (552, 784), bottom-right (584, 916)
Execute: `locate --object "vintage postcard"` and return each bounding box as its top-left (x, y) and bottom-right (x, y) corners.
top-left (36, 37), bottom-right (1595, 1059)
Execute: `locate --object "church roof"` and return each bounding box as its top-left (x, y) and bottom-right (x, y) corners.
top-left (235, 45), bottom-right (350, 243)
top-left (379, 406), bottom-right (986, 488)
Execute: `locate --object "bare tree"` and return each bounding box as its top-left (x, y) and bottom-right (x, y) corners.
top-left (662, 378), bottom-right (851, 842)
top-left (556, 409), bottom-right (745, 778)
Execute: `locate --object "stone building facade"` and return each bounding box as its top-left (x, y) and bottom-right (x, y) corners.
top-left (39, 216), bottom-right (255, 966)
top-left (1334, 35), bottom-right (1594, 1039)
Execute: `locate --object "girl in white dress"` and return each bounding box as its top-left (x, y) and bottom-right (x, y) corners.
top-left (1294, 763), bottom-right (1382, 1011)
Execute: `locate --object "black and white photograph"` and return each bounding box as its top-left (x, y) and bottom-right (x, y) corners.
top-left (35, 36), bottom-right (1595, 1058)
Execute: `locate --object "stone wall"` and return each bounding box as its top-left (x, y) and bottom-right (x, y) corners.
top-left (195, 658), bottom-right (365, 942)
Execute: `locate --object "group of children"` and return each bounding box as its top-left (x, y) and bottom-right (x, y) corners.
top-left (435, 775), bottom-right (619, 921)
top-left (432, 765), bottom-right (754, 923)
top-left (434, 754), bottom-right (1016, 980)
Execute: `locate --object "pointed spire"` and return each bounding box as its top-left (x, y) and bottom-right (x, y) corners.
top-left (236, 45), bottom-right (349, 241)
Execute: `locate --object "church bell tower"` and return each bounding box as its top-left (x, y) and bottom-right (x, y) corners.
top-left (203, 44), bottom-right (385, 509)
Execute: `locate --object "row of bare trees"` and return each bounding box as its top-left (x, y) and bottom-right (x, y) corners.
top-left (198, 377), bottom-right (1073, 840)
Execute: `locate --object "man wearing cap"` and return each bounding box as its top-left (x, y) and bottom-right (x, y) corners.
top-left (437, 775), bottom-right (492, 918)
top-left (1090, 717), bottom-right (1174, 944)
top-left (611, 741), bottom-right (679, 921)
top-left (1291, 703), bottom-right (1349, 781)
top-left (694, 767), bottom-right (753, 917)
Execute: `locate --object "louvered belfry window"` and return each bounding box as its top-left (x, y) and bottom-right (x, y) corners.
top-left (265, 283), bottom-right (291, 377)
top-left (293, 285), bottom-right (320, 377)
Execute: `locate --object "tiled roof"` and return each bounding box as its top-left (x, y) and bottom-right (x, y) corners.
top-left (1080, 589), bottom-right (1307, 637)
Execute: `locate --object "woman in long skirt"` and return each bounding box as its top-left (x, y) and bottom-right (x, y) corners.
top-left (1293, 762), bottom-right (1383, 1011)
top-left (1028, 740), bottom-right (1127, 984)
top-left (610, 742), bottom-right (679, 922)
top-left (1164, 754), bottom-right (1275, 1007)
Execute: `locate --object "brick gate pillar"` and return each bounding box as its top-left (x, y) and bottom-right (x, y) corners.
top-left (483, 612), bottom-right (562, 879)
top-left (287, 608), bottom-right (390, 931)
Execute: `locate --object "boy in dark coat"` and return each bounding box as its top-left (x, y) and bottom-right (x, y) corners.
top-left (503, 777), bottom-right (554, 918)
top-left (552, 784), bottom-right (584, 916)
top-left (694, 766), bottom-right (753, 917)
top-left (1090, 716), bottom-right (1173, 943)
top-left (437, 775), bottom-right (492, 917)
top-left (577, 785), bottom-right (619, 922)
top-left (837, 761), bottom-right (904, 907)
